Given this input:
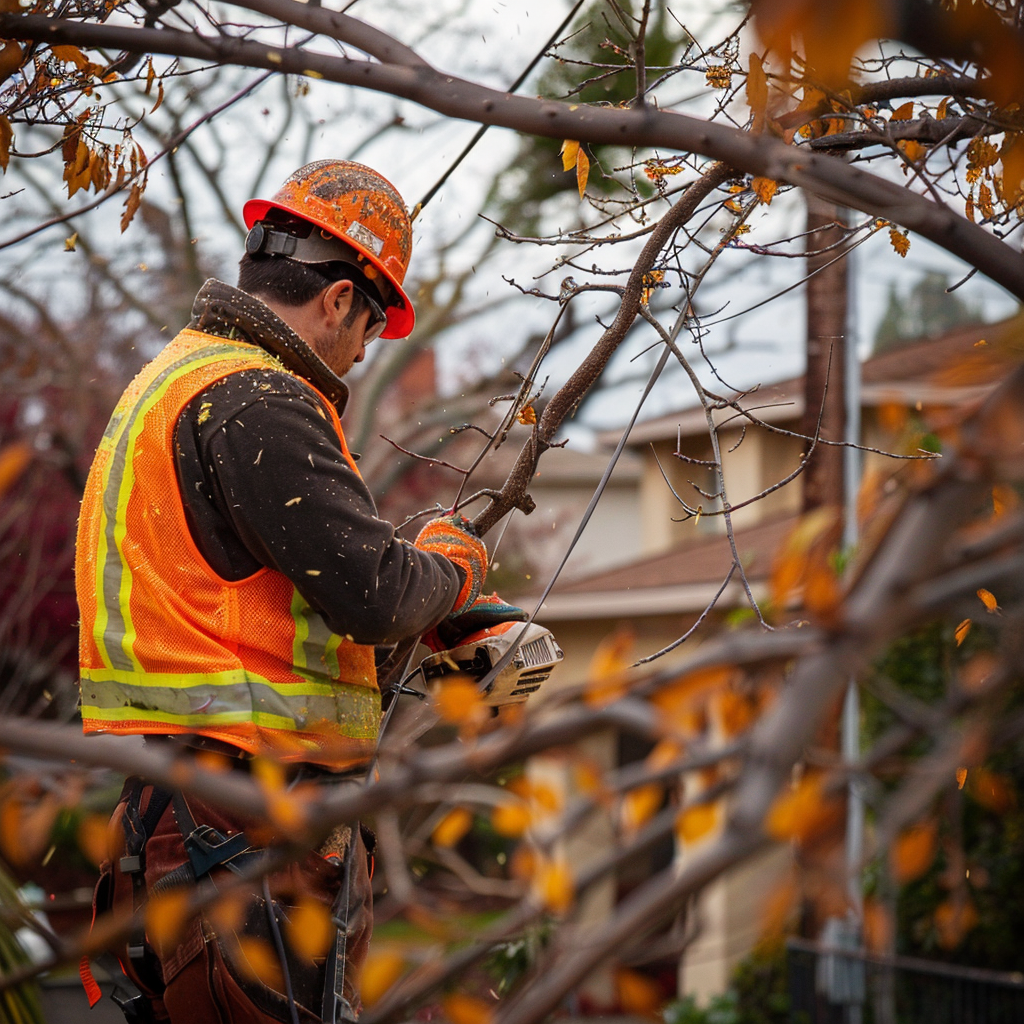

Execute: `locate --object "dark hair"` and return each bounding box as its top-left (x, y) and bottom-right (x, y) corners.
top-left (238, 253), bottom-right (369, 327)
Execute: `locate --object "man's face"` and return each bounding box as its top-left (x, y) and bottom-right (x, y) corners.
top-left (318, 305), bottom-right (372, 378)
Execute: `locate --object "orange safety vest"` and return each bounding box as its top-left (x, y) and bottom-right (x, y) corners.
top-left (76, 330), bottom-right (380, 768)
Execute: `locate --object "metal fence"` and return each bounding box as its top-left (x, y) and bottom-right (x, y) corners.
top-left (787, 937), bottom-right (1024, 1024)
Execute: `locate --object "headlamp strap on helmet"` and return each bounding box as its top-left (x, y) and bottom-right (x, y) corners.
top-left (245, 222), bottom-right (298, 258)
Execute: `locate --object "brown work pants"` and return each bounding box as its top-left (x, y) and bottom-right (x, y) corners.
top-left (97, 783), bottom-right (373, 1023)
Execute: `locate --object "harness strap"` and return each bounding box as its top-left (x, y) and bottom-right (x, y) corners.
top-left (171, 791), bottom-right (264, 880)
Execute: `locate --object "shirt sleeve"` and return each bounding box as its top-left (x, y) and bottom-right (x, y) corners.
top-left (174, 368), bottom-right (464, 645)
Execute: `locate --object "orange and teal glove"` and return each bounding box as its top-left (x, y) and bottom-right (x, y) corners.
top-left (415, 513), bottom-right (487, 616)
top-left (422, 592), bottom-right (530, 652)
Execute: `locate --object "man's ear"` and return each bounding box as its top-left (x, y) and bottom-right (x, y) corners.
top-left (323, 278), bottom-right (354, 323)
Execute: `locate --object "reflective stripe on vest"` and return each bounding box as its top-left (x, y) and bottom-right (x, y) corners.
top-left (76, 331), bottom-right (379, 765)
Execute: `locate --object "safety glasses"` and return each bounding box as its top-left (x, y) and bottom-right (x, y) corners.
top-left (360, 289), bottom-right (388, 343)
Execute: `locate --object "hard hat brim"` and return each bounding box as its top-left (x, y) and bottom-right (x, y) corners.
top-left (243, 198), bottom-right (415, 340)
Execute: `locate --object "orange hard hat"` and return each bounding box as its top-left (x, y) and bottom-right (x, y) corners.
top-left (243, 160), bottom-right (415, 339)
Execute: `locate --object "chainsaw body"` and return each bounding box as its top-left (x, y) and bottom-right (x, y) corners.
top-left (411, 621), bottom-right (563, 706)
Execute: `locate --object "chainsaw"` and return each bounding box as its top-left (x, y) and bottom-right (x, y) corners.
top-left (404, 621), bottom-right (564, 706)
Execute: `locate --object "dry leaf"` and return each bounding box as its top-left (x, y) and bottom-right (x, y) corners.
top-left (432, 807), bottom-right (473, 848)
top-left (576, 148), bottom-right (590, 198)
top-left (77, 814), bottom-right (109, 867)
top-left (968, 768), bottom-right (1016, 813)
top-left (935, 897), bottom-right (978, 949)
top-left (535, 858), bottom-right (574, 915)
top-left (616, 967), bottom-right (663, 1017)
top-left (954, 619), bottom-right (972, 647)
top-left (207, 892), bottom-right (246, 934)
top-left (560, 139), bottom-right (580, 172)
top-left (862, 898), bottom-right (893, 954)
top-left (285, 898), bottom-right (334, 961)
top-left (443, 993), bottom-right (494, 1024)
top-left (492, 800), bottom-right (531, 838)
top-left (431, 675), bottom-right (486, 726)
top-left (120, 182), bottom-right (143, 233)
top-left (233, 936), bottom-right (283, 989)
top-left (890, 101), bottom-right (914, 121)
top-left (0, 114), bottom-right (11, 173)
top-left (977, 588), bottom-right (1000, 613)
top-left (146, 890), bottom-right (192, 952)
top-left (890, 821), bottom-right (937, 883)
top-left (751, 176), bottom-right (777, 205)
top-left (765, 773), bottom-right (836, 843)
top-left (956, 767), bottom-right (968, 790)
top-left (621, 785), bottom-right (662, 833)
top-left (675, 801), bottom-right (720, 845)
top-left (746, 53), bottom-right (768, 132)
top-left (586, 627), bottom-right (634, 706)
top-left (0, 442), bottom-right (32, 498)
top-left (705, 65), bottom-right (732, 88)
top-left (358, 948), bottom-right (405, 1008)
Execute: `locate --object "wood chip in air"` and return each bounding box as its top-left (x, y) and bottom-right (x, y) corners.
top-left (285, 497), bottom-right (302, 506)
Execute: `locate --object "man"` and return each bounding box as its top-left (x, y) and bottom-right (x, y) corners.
top-left (76, 160), bottom-right (520, 1023)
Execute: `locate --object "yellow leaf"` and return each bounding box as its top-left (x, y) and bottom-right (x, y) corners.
top-left (0, 114), bottom-right (12, 173)
top-left (560, 139), bottom-right (580, 172)
top-left (621, 785), bottom-right (662, 833)
top-left (207, 893), bottom-right (246, 934)
top-left (233, 936), bottom-right (283, 990)
top-left (645, 738), bottom-right (684, 771)
top-left (888, 227), bottom-right (909, 258)
top-left (535, 858), bottom-right (574, 915)
top-left (751, 176), bottom-right (777, 205)
top-left (716, 690), bottom-right (757, 737)
top-left (977, 588), bottom-right (999, 613)
top-left (285, 898), bottom-right (334, 961)
top-left (576, 147), bottom-right (590, 199)
top-left (443, 993), bottom-right (494, 1024)
top-left (675, 801), bottom-right (720, 844)
top-left (705, 65), bottom-right (732, 89)
top-left (359, 948), bottom-right (404, 1007)
top-left (77, 814), bottom-right (109, 868)
top-left (956, 767), bottom-right (968, 790)
top-left (936, 96), bottom-right (950, 120)
top-left (517, 403), bottom-right (537, 425)
top-left (890, 821), bottom-right (937, 883)
top-left (890, 101), bottom-right (914, 121)
top-left (898, 139), bottom-right (926, 163)
top-left (432, 807), bottom-right (473, 848)
top-left (492, 801), bottom-right (531, 838)
top-left (746, 53), bottom-right (768, 132)
top-left (1002, 134), bottom-right (1024, 204)
top-left (64, 231), bottom-right (79, 252)
top-left (954, 619), bottom-right (972, 647)
top-left (616, 968), bottom-right (663, 1016)
top-left (146, 890), bottom-right (192, 952)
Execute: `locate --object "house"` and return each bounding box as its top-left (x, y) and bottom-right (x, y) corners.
top-left (523, 315), bottom-right (1018, 1006)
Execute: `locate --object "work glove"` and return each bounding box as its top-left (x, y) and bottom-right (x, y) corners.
top-left (415, 513), bottom-right (487, 617)
top-left (423, 592), bottom-right (529, 653)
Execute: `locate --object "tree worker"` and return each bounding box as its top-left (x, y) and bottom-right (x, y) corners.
top-left (75, 159), bottom-right (525, 1023)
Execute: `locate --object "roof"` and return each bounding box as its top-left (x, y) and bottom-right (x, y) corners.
top-left (601, 316), bottom-right (1019, 447)
top-left (536, 514), bottom-right (797, 620)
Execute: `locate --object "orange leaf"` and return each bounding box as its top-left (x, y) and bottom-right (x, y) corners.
top-left (560, 139), bottom-right (580, 172)
top-left (517, 403), bottom-right (537, 426)
top-left (0, 441), bottom-right (31, 497)
top-left (0, 114), bottom-right (12, 172)
top-left (233, 936), bottom-right (283, 989)
top-left (432, 675), bottom-right (485, 725)
top-left (977, 588), bottom-right (999, 613)
top-left (120, 181), bottom-right (143, 233)
top-left (146, 889), bottom-right (192, 953)
top-left (890, 101), bottom-right (914, 121)
top-left (955, 619), bottom-right (972, 647)
top-left (576, 148), bottom-right (590, 199)
top-left (935, 897), bottom-right (978, 949)
top-left (432, 807), bottom-right (473, 848)
top-left (621, 784), bottom-right (662, 833)
top-left (509, 845), bottom-right (537, 881)
top-left (968, 768), bottom-right (1016, 813)
top-left (898, 139), bottom-right (926, 163)
top-left (675, 801), bottom-right (720, 844)
top-left (889, 228), bottom-right (909, 257)
top-left (492, 800), bottom-right (531, 838)
top-left (863, 898), bottom-right (893, 954)
top-left (77, 814), bottom-right (110, 868)
top-left (645, 738), bottom-right (684, 771)
top-left (284, 897), bottom-right (334, 961)
top-left (890, 821), bottom-right (937, 883)
top-left (586, 627), bottom-right (634, 706)
top-left (936, 97), bottom-right (950, 120)
top-left (716, 690), bottom-right (756, 737)
top-left (443, 993), bottom-right (494, 1024)
top-left (746, 53), bottom-right (768, 132)
top-left (1002, 134), bottom-right (1024, 204)
top-left (751, 176), bottom-right (777, 205)
top-left (766, 773), bottom-right (836, 843)
top-left (535, 858), bottom-right (574, 915)
top-left (207, 893), bottom-right (246, 934)
top-left (956, 767), bottom-right (968, 790)
top-left (359, 948), bottom-right (405, 1008)
top-left (616, 968), bottom-right (663, 1016)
